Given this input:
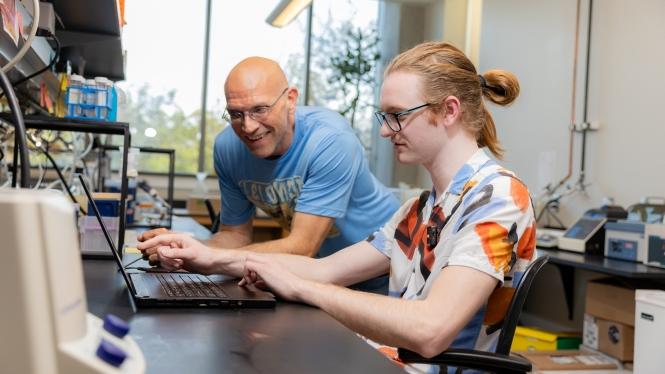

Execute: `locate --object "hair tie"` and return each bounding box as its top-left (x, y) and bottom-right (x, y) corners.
top-left (478, 74), bottom-right (487, 89)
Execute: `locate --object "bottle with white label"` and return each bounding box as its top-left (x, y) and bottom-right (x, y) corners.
top-left (68, 74), bottom-right (85, 117)
top-left (84, 79), bottom-right (97, 117)
top-left (95, 76), bottom-right (113, 119)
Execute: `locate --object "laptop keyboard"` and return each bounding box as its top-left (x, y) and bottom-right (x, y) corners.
top-left (155, 273), bottom-right (229, 298)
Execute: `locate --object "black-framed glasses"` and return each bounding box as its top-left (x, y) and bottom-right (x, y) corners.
top-left (224, 87), bottom-right (289, 124)
top-left (374, 103), bottom-right (431, 132)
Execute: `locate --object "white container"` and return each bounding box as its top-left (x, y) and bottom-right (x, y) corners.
top-left (634, 290), bottom-right (665, 374)
top-left (68, 74), bottom-right (85, 116)
top-left (79, 215), bottom-right (119, 256)
top-left (95, 76), bottom-right (113, 119)
top-left (84, 78), bottom-right (97, 117)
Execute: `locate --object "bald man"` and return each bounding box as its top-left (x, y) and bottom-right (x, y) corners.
top-left (140, 57), bottom-right (398, 293)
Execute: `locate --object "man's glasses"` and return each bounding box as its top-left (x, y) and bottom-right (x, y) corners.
top-left (374, 103), bottom-right (430, 132)
top-left (224, 87), bottom-right (289, 124)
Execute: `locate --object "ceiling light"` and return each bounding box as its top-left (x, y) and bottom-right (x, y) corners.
top-left (266, 0), bottom-right (312, 27)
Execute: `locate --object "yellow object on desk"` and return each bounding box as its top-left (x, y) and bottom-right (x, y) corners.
top-left (125, 246), bottom-right (140, 254)
top-left (511, 326), bottom-right (581, 351)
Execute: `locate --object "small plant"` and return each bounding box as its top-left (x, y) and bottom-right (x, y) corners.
top-left (323, 22), bottom-right (380, 129)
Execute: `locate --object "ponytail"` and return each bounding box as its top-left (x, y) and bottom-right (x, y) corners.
top-left (477, 70), bottom-right (520, 159)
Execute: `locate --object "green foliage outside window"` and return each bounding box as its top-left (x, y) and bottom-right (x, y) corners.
top-left (320, 22), bottom-right (380, 129)
top-left (118, 84), bottom-right (226, 175)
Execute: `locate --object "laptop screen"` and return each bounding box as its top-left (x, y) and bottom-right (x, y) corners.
top-left (78, 175), bottom-right (137, 296)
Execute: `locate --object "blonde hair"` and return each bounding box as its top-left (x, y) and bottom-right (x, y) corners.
top-left (385, 42), bottom-right (519, 159)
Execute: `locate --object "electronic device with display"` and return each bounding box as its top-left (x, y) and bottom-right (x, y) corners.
top-left (558, 206), bottom-right (627, 254)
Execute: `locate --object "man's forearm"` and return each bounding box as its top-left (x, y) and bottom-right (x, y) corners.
top-left (241, 236), bottom-right (318, 256)
top-left (210, 231), bottom-right (319, 257)
top-left (205, 230), bottom-right (252, 249)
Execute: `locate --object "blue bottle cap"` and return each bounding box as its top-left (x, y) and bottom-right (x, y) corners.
top-left (103, 314), bottom-right (130, 338)
top-left (96, 339), bottom-right (127, 367)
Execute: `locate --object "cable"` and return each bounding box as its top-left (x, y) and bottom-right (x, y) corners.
top-left (2, 33), bottom-right (60, 96)
top-left (33, 154), bottom-right (44, 189)
top-left (2, 0), bottom-right (40, 73)
top-left (0, 67), bottom-right (30, 188)
top-left (27, 133), bottom-right (84, 214)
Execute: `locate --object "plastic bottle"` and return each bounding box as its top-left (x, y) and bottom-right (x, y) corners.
top-left (94, 77), bottom-right (113, 119)
top-left (84, 78), bottom-right (97, 118)
top-left (68, 74), bottom-right (84, 117)
top-left (108, 85), bottom-right (119, 122)
top-left (95, 314), bottom-right (131, 368)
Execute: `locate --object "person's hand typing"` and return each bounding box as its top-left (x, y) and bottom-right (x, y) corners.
top-left (239, 253), bottom-right (310, 302)
top-left (137, 233), bottom-right (215, 274)
top-left (137, 227), bottom-right (172, 265)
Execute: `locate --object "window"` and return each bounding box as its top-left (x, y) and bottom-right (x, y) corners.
top-left (309, 0), bottom-right (381, 152)
top-left (116, 0), bottom-right (207, 174)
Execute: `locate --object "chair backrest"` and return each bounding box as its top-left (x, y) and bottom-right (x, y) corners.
top-left (493, 254), bottom-right (549, 355)
top-left (204, 199), bottom-right (221, 233)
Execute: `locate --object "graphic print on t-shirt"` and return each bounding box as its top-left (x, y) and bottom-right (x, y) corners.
top-left (238, 177), bottom-right (340, 237)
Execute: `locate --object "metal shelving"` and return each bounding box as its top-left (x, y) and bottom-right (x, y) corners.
top-left (1, 113), bottom-right (131, 255)
top-left (53, 0), bottom-right (125, 81)
top-left (102, 145), bottom-right (175, 230)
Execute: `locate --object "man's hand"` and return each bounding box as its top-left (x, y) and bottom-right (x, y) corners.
top-left (137, 227), bottom-right (172, 265)
top-left (137, 233), bottom-right (215, 274)
top-left (239, 253), bottom-right (312, 301)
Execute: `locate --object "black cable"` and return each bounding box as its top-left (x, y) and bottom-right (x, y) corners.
top-left (12, 134), bottom-right (19, 186)
top-left (0, 66), bottom-right (30, 188)
top-left (11, 34), bottom-right (60, 89)
top-left (27, 134), bottom-right (85, 214)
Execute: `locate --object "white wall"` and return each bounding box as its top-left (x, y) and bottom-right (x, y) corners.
top-left (480, 0), bottom-right (665, 226)
top-left (425, 0), bottom-right (445, 41)
top-left (585, 0), bottom-right (665, 212)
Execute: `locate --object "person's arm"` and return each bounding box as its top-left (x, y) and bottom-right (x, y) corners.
top-left (242, 258), bottom-right (498, 358)
top-left (140, 210), bottom-right (334, 264)
top-left (226, 211), bottom-right (334, 256)
top-left (205, 221), bottom-right (253, 248)
top-left (137, 233), bottom-right (390, 285)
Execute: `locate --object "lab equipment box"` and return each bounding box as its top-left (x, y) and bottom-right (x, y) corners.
top-left (634, 290), bottom-right (665, 374)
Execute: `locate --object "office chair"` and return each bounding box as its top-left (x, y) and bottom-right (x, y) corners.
top-left (204, 198), bottom-right (220, 233)
top-left (398, 254), bottom-right (549, 374)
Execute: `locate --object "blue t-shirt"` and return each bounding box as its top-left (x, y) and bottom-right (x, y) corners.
top-left (213, 106), bottom-right (399, 259)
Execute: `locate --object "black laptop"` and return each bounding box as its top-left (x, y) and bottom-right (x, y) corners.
top-left (78, 175), bottom-right (275, 308)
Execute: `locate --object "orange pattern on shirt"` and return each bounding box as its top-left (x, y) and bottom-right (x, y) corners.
top-left (475, 222), bottom-right (513, 273)
top-left (511, 178), bottom-right (530, 213)
top-left (517, 223), bottom-right (536, 260)
top-left (395, 202), bottom-right (426, 260)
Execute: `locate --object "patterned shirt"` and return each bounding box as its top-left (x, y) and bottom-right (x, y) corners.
top-left (367, 149), bottom-right (536, 373)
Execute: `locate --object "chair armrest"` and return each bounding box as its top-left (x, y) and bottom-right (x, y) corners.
top-left (397, 348), bottom-right (531, 374)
